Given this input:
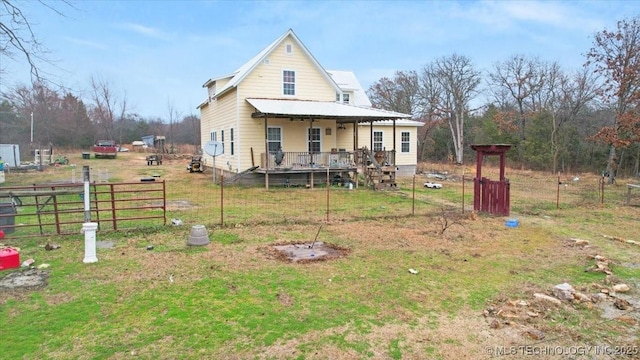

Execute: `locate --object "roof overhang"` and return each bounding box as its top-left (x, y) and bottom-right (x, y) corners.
top-left (247, 98), bottom-right (412, 122)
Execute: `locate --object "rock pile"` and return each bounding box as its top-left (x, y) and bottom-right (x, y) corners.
top-left (483, 252), bottom-right (636, 340)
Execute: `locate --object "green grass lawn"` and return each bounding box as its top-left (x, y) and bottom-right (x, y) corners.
top-left (1, 159), bottom-right (639, 359)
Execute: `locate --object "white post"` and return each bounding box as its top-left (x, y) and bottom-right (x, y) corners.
top-left (82, 222), bottom-right (98, 263)
top-left (81, 165), bottom-right (97, 263)
top-left (83, 166), bottom-right (90, 222)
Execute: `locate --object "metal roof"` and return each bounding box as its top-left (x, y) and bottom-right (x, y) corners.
top-left (326, 70), bottom-right (372, 107)
top-left (357, 119), bottom-right (424, 127)
top-left (247, 98), bottom-right (412, 121)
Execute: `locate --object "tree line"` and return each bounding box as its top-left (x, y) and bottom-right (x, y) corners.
top-left (367, 15), bottom-right (640, 180)
top-left (0, 78), bottom-right (201, 157)
top-left (0, 1), bottom-right (200, 158)
top-left (1, 1), bottom-right (638, 178)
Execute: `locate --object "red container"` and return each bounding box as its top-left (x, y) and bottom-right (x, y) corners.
top-left (0, 248), bottom-right (20, 270)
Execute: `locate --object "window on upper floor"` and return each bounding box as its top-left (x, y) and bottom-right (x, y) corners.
top-left (342, 93), bottom-right (350, 104)
top-left (283, 70), bottom-right (296, 96)
top-left (210, 131), bottom-right (216, 142)
top-left (285, 43), bottom-right (293, 55)
top-left (401, 131), bottom-right (410, 153)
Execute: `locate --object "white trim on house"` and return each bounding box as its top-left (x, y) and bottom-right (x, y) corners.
top-left (246, 98), bottom-right (411, 120)
top-left (202, 29), bottom-right (342, 101)
top-left (357, 119), bottom-right (423, 126)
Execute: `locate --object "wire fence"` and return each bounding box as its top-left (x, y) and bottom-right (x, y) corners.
top-left (168, 168), bottom-right (635, 230)
top-left (1, 162), bottom-right (636, 238)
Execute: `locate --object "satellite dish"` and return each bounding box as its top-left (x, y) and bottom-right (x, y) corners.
top-left (204, 141), bottom-right (223, 156)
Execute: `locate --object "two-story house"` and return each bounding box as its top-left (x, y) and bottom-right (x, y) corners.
top-left (198, 29), bottom-right (421, 188)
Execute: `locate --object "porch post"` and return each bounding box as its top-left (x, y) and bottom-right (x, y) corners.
top-left (264, 114), bottom-right (269, 189)
top-left (369, 120), bottom-right (374, 150)
top-left (354, 120), bottom-right (359, 150)
top-left (393, 119), bottom-right (396, 153)
top-left (310, 117), bottom-right (314, 189)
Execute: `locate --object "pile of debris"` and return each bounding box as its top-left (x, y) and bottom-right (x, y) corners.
top-left (483, 247), bottom-right (636, 340)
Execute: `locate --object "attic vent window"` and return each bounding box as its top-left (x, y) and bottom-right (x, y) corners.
top-left (285, 43), bottom-right (293, 54)
top-left (263, 59), bottom-right (270, 65)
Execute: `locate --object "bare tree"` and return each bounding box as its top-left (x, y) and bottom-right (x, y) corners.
top-left (488, 55), bottom-right (549, 140)
top-left (586, 15), bottom-right (640, 182)
top-left (174, 114), bottom-right (201, 146)
top-left (166, 101), bottom-right (181, 154)
top-left (89, 76), bottom-right (128, 141)
top-left (367, 71), bottom-right (421, 115)
top-left (543, 66), bottom-right (600, 173)
top-left (0, 0), bottom-right (71, 82)
top-left (416, 65), bottom-right (445, 160)
top-left (422, 54), bottom-right (481, 164)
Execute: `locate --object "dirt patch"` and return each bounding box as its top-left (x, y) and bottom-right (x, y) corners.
top-left (0, 269), bottom-right (50, 291)
top-left (268, 241), bottom-right (350, 263)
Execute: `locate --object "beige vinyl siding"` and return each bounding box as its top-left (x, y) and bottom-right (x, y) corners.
top-left (239, 36), bottom-right (336, 101)
top-left (235, 101), bottom-right (264, 170)
top-left (394, 128), bottom-right (417, 166)
top-left (215, 77), bottom-right (232, 91)
top-left (227, 34), bottom-right (341, 170)
top-left (357, 124), bottom-right (418, 167)
top-left (335, 123), bottom-right (355, 151)
top-left (201, 89), bottom-right (238, 169)
top-left (240, 117), bottom-right (338, 154)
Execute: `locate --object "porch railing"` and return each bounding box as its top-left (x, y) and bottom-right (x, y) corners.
top-left (261, 151), bottom-right (355, 169)
top-left (260, 149), bottom-right (396, 170)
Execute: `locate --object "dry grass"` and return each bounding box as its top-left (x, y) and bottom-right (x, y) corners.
top-left (1, 152), bottom-right (639, 359)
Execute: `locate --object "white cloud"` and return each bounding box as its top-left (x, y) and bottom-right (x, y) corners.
top-left (116, 22), bottom-right (167, 40)
top-left (64, 37), bottom-right (108, 50)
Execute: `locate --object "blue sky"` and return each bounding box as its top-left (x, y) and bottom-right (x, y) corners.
top-left (1, 0), bottom-right (638, 120)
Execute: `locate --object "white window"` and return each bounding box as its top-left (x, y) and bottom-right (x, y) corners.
top-left (401, 131), bottom-right (410, 153)
top-left (221, 130), bottom-right (225, 154)
top-left (285, 43), bottom-right (293, 54)
top-left (210, 131), bottom-right (217, 141)
top-left (373, 131), bottom-right (383, 152)
top-left (342, 93), bottom-right (350, 104)
top-left (336, 93), bottom-right (340, 102)
top-left (283, 70), bottom-right (295, 96)
top-left (267, 127), bottom-right (282, 153)
top-left (208, 84), bottom-right (216, 99)
top-left (308, 128), bottom-right (321, 153)
top-left (230, 128), bottom-right (235, 155)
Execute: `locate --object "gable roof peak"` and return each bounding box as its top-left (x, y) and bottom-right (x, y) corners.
top-left (210, 28), bottom-right (340, 98)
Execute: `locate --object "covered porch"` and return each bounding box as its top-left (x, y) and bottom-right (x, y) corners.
top-left (247, 98), bottom-right (410, 189)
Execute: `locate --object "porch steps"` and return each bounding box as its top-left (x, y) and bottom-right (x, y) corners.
top-left (361, 147), bottom-right (396, 190)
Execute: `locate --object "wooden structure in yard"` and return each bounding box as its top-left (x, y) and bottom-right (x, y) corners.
top-left (362, 147), bottom-right (397, 190)
top-left (471, 144), bottom-right (512, 216)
